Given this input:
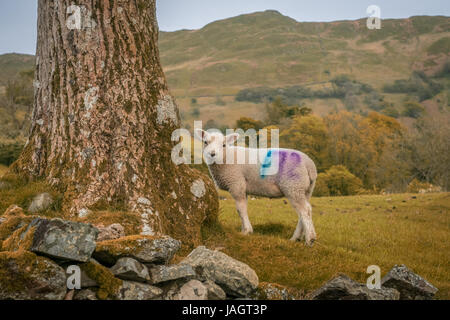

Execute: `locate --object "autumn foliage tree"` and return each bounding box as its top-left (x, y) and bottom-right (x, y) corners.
top-left (280, 115), bottom-right (330, 172)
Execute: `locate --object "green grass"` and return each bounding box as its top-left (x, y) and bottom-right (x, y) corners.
top-left (202, 191), bottom-right (450, 299)
top-left (0, 165), bottom-right (7, 177)
top-left (1, 162), bottom-right (448, 298)
top-left (0, 172), bottom-right (63, 218)
top-left (427, 37), bottom-right (450, 55)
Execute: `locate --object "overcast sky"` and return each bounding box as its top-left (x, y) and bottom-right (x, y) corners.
top-left (1, 0), bottom-right (449, 55)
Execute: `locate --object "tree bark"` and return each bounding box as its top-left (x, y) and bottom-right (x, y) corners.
top-left (11, 0), bottom-right (218, 245)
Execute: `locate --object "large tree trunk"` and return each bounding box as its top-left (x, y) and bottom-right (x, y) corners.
top-left (11, 0), bottom-right (218, 245)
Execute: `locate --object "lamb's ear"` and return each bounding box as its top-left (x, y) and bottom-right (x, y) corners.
top-left (194, 129), bottom-right (209, 141)
top-left (225, 133), bottom-right (239, 145)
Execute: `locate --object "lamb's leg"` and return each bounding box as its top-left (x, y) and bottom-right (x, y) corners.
top-left (288, 196), bottom-right (316, 246)
top-left (290, 213), bottom-right (305, 242)
top-left (234, 195), bottom-right (253, 235)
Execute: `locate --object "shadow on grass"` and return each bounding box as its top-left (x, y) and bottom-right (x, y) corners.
top-left (253, 223), bottom-right (290, 236)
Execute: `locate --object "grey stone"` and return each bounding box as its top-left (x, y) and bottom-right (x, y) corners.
top-left (160, 279), bottom-right (187, 300)
top-left (0, 217), bottom-right (5, 225)
top-left (0, 251), bottom-right (67, 300)
top-left (181, 246), bottom-right (259, 298)
top-left (28, 192), bottom-right (54, 213)
top-left (203, 280), bottom-right (227, 300)
top-left (173, 280), bottom-right (208, 300)
top-left (149, 264), bottom-right (196, 284)
top-left (93, 235), bottom-right (181, 266)
top-left (28, 217), bottom-right (98, 262)
top-left (381, 265), bottom-right (438, 300)
top-left (74, 289), bottom-right (98, 300)
top-left (256, 282), bottom-right (304, 300)
top-left (62, 260), bottom-right (99, 288)
top-left (96, 223), bottom-right (125, 242)
top-left (110, 257), bottom-right (150, 282)
top-left (118, 281), bottom-right (163, 300)
top-left (310, 274), bottom-right (400, 300)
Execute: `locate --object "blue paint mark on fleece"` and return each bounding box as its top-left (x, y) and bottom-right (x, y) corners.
top-left (260, 150), bottom-right (302, 179)
top-left (260, 150), bottom-right (273, 179)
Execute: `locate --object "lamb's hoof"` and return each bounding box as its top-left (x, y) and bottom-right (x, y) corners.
top-left (290, 234), bottom-right (306, 242)
top-left (241, 229), bottom-right (253, 235)
top-left (305, 238), bottom-right (316, 247)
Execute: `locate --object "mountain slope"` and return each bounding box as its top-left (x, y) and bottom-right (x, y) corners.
top-left (1, 12), bottom-right (448, 97)
top-left (158, 11), bottom-right (450, 97)
top-left (0, 11), bottom-right (448, 127)
top-left (0, 53), bottom-right (35, 86)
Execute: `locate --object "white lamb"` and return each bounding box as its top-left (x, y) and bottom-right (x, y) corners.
top-left (195, 129), bottom-right (318, 246)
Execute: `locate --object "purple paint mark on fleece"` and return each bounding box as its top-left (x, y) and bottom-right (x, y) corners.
top-left (279, 151), bottom-right (302, 179)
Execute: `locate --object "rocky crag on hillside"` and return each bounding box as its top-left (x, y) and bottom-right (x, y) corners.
top-left (0, 198), bottom-right (438, 300)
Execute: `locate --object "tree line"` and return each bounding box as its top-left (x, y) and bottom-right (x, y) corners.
top-left (235, 99), bottom-right (449, 196)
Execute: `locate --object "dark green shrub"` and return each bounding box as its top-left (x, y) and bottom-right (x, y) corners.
top-left (314, 165), bottom-right (364, 197)
top-left (381, 106), bottom-right (400, 118)
top-left (0, 142), bottom-right (24, 166)
top-left (402, 101), bottom-right (425, 119)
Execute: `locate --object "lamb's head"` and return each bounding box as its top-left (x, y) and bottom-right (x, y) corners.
top-left (194, 129), bottom-right (239, 165)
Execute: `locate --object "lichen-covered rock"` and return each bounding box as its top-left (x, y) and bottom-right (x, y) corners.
top-left (381, 265), bottom-right (438, 300)
top-left (23, 218), bottom-right (98, 262)
top-left (118, 281), bottom-right (163, 300)
top-left (173, 280), bottom-right (208, 300)
top-left (256, 282), bottom-right (305, 300)
top-left (93, 235), bottom-right (181, 266)
top-left (74, 288), bottom-right (98, 300)
top-left (0, 251), bottom-right (67, 300)
top-left (28, 193), bottom-right (54, 213)
top-left (181, 246), bottom-right (259, 298)
top-left (96, 223), bottom-right (125, 242)
top-left (110, 257), bottom-right (150, 282)
top-left (149, 264), bottom-right (196, 284)
top-left (309, 274), bottom-right (400, 300)
top-left (203, 280), bottom-right (227, 300)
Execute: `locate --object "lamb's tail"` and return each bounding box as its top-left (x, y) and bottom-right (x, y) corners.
top-left (305, 159), bottom-right (317, 201)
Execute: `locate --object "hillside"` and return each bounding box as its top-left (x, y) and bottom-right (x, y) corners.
top-left (159, 11), bottom-right (450, 97)
top-left (0, 11), bottom-right (449, 128)
top-left (2, 12), bottom-right (449, 96)
top-left (0, 53), bottom-right (35, 86)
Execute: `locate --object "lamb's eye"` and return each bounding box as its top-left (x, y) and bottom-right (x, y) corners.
top-left (223, 144), bottom-right (226, 148)
top-left (204, 141), bottom-right (208, 146)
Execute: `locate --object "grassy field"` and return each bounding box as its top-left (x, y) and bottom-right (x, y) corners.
top-left (200, 191), bottom-right (450, 299)
top-left (1, 162), bottom-right (448, 298)
top-left (0, 165), bottom-right (7, 177)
